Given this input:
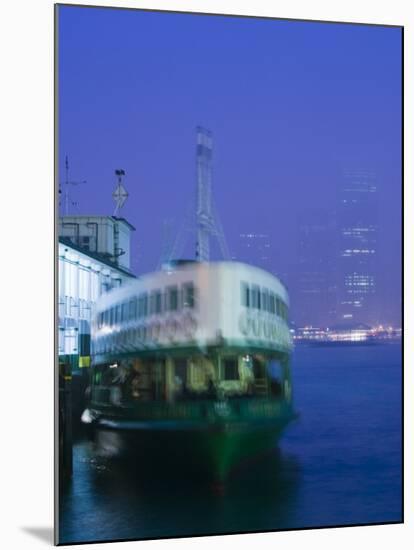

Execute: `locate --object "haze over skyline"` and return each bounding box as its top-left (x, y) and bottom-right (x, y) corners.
top-left (58, 6), bottom-right (402, 326)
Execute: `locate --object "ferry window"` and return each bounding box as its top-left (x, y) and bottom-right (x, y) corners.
top-left (241, 282), bottom-right (250, 307)
top-left (223, 358), bottom-right (239, 380)
top-left (262, 290), bottom-right (269, 312)
top-left (155, 291), bottom-right (162, 314)
top-left (251, 285), bottom-right (260, 309)
top-left (129, 298), bottom-right (137, 320)
top-left (121, 302), bottom-right (128, 322)
top-left (104, 309), bottom-right (110, 326)
top-left (281, 302), bottom-right (288, 321)
top-left (251, 287), bottom-right (256, 308)
top-left (116, 304), bottom-right (122, 324)
top-left (269, 293), bottom-right (275, 314)
top-left (167, 286), bottom-right (179, 311)
top-left (183, 283), bottom-right (195, 308)
top-left (150, 291), bottom-right (162, 315)
top-left (165, 286), bottom-right (178, 311)
top-left (149, 291), bottom-right (156, 314)
top-left (276, 297), bottom-right (281, 317)
top-left (138, 293), bottom-right (148, 317)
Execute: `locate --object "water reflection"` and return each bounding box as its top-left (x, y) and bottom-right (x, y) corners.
top-left (60, 437), bottom-right (301, 543)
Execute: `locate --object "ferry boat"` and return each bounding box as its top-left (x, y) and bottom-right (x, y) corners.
top-left (82, 260), bottom-right (295, 482)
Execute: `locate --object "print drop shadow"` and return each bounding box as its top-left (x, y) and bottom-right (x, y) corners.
top-left (21, 527), bottom-right (54, 544)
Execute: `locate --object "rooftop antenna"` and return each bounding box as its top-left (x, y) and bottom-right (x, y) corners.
top-left (60, 155), bottom-right (86, 216)
top-left (113, 169), bottom-right (128, 216)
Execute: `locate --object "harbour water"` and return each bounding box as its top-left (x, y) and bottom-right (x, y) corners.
top-left (59, 342), bottom-right (402, 544)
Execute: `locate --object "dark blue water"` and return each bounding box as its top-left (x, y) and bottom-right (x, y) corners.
top-left (59, 343), bottom-right (402, 544)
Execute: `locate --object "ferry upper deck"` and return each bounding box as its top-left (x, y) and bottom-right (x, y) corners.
top-left (91, 260), bottom-right (292, 362)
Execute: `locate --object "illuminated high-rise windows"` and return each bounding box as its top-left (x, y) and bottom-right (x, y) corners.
top-left (338, 171), bottom-right (377, 324)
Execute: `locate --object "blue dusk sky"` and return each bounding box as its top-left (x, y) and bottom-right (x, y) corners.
top-left (58, 5), bottom-right (402, 325)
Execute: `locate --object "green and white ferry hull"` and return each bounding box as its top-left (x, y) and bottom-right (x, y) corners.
top-left (88, 397), bottom-right (294, 482)
top-left (84, 261), bottom-right (296, 482)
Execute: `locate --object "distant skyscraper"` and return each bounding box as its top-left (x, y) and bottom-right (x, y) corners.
top-left (337, 171), bottom-right (377, 325)
top-left (237, 233), bottom-right (271, 271)
top-left (295, 209), bottom-right (337, 328)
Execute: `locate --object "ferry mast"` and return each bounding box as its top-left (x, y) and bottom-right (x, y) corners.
top-left (195, 127), bottom-right (213, 261)
top-left (195, 126), bottom-right (229, 262)
top-left (166, 127), bottom-right (230, 264)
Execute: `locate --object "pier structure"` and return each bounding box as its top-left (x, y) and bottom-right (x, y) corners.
top-left (58, 214), bottom-right (135, 476)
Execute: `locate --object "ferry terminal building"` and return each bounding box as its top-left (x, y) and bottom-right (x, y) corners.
top-left (58, 215), bottom-right (135, 375)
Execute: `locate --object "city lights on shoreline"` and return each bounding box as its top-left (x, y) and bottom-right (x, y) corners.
top-left (293, 325), bottom-right (402, 343)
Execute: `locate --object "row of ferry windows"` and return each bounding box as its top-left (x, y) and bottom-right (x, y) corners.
top-left (241, 282), bottom-right (288, 321)
top-left (97, 283), bottom-right (195, 328)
